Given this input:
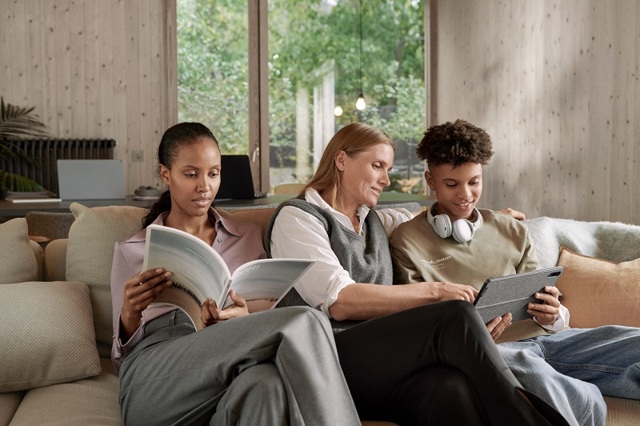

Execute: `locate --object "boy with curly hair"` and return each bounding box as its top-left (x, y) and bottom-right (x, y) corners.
top-left (390, 119), bottom-right (640, 426)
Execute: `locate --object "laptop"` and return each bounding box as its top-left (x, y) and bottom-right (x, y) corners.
top-left (216, 155), bottom-right (267, 199)
top-left (473, 266), bottom-right (564, 323)
top-left (57, 159), bottom-right (126, 200)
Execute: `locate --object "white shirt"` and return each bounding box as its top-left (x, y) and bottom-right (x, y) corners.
top-left (269, 188), bottom-right (413, 318)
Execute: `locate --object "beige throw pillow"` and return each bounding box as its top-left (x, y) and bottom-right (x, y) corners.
top-left (0, 281), bottom-right (101, 392)
top-left (0, 218), bottom-right (38, 283)
top-left (66, 203), bottom-right (147, 356)
top-left (556, 247), bottom-right (640, 328)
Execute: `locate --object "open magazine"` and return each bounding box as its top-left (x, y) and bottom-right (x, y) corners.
top-left (143, 224), bottom-right (314, 330)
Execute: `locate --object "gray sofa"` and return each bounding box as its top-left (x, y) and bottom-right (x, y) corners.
top-left (1, 203), bottom-right (638, 425)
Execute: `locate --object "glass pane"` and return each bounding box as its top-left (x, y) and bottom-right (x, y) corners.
top-left (177, 0), bottom-right (249, 155)
top-left (269, 0), bottom-right (426, 194)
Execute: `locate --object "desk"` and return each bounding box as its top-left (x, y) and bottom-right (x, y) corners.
top-left (0, 192), bottom-right (434, 220)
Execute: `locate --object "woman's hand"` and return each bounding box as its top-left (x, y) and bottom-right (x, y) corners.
top-left (201, 290), bottom-right (249, 327)
top-left (486, 313), bottom-right (512, 341)
top-left (528, 286), bottom-right (561, 325)
top-left (499, 207), bottom-right (526, 220)
top-left (121, 268), bottom-right (173, 339)
top-left (431, 282), bottom-right (478, 303)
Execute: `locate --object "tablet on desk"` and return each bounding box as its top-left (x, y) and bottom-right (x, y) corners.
top-left (473, 266), bottom-right (564, 323)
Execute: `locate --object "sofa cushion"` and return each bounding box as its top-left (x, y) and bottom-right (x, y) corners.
top-left (218, 207), bottom-right (276, 238)
top-left (0, 390), bottom-right (24, 425)
top-left (0, 218), bottom-right (38, 283)
top-left (0, 281), bottom-right (101, 392)
top-left (556, 247), bottom-right (640, 328)
top-left (66, 203), bottom-right (148, 357)
top-left (8, 364), bottom-right (120, 425)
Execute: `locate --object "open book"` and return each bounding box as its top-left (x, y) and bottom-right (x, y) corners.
top-left (143, 224), bottom-right (314, 330)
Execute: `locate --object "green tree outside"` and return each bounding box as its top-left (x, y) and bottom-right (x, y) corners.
top-left (178, 0), bottom-right (426, 192)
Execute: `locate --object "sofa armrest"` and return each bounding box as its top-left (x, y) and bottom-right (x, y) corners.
top-left (44, 239), bottom-right (68, 281)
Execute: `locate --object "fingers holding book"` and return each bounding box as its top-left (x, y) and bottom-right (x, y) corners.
top-left (201, 290), bottom-right (249, 327)
top-left (120, 268), bottom-right (173, 339)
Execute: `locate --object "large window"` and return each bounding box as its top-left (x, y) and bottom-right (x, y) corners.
top-left (178, 0), bottom-right (426, 194)
top-left (177, 0), bottom-right (249, 154)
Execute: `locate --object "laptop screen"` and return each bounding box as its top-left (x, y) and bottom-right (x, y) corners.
top-left (57, 159), bottom-right (125, 200)
top-left (216, 155), bottom-right (265, 199)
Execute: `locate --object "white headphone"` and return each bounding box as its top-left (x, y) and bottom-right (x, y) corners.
top-left (426, 203), bottom-right (483, 244)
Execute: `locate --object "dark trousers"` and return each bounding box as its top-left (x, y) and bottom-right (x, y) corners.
top-left (334, 301), bottom-right (566, 426)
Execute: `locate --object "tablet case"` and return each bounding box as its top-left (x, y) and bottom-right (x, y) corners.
top-left (473, 266), bottom-right (564, 323)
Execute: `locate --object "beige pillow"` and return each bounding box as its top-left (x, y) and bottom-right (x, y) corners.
top-left (0, 218), bottom-right (38, 283)
top-left (0, 281), bottom-right (101, 392)
top-left (556, 247), bottom-right (640, 328)
top-left (66, 203), bottom-right (147, 356)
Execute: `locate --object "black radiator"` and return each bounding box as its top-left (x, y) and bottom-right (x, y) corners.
top-left (0, 139), bottom-right (116, 194)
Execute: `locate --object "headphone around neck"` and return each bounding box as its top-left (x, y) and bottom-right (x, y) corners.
top-left (426, 203), bottom-right (483, 244)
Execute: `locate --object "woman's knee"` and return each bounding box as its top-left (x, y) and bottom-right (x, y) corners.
top-left (217, 364), bottom-right (287, 416)
top-left (389, 366), bottom-right (488, 425)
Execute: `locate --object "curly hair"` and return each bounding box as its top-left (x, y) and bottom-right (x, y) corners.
top-left (416, 119), bottom-right (493, 167)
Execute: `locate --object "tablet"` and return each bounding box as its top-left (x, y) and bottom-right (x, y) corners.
top-left (473, 266), bottom-right (564, 324)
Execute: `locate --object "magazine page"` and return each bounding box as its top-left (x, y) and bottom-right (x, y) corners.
top-left (143, 224), bottom-right (232, 307)
top-left (155, 286), bottom-right (204, 330)
top-left (227, 258), bottom-right (315, 307)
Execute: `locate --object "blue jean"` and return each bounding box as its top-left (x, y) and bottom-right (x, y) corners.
top-left (500, 325), bottom-right (640, 426)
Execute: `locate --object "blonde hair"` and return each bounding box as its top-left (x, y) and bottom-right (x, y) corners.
top-left (303, 122), bottom-right (395, 211)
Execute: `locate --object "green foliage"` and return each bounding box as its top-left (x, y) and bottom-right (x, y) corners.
top-left (177, 0), bottom-right (249, 154)
top-left (0, 97), bottom-right (49, 192)
top-left (178, 0), bottom-right (426, 192)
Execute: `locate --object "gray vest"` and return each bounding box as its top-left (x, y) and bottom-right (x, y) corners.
top-left (264, 198), bottom-right (393, 332)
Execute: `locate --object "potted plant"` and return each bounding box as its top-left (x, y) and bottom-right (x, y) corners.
top-left (0, 97), bottom-right (51, 198)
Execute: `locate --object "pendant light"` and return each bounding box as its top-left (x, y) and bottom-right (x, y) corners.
top-left (356, 0), bottom-right (366, 111)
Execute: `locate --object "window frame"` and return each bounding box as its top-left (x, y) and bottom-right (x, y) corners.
top-left (171, 0), bottom-right (432, 194)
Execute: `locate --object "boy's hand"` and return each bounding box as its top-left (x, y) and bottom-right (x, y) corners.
top-left (201, 290), bottom-right (249, 327)
top-left (527, 286), bottom-right (561, 325)
top-left (486, 313), bottom-right (512, 341)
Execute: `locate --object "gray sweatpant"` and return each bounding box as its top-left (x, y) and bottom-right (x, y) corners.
top-left (119, 306), bottom-right (360, 426)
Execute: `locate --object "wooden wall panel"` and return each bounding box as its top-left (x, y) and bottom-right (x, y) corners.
top-left (0, 0), bottom-right (177, 194)
top-left (431, 0), bottom-right (640, 224)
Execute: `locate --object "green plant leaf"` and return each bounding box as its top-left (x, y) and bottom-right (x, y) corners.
top-left (0, 170), bottom-right (45, 192)
top-left (0, 97), bottom-right (51, 191)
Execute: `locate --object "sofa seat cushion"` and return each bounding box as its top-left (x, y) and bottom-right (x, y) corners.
top-left (556, 247), bottom-right (640, 328)
top-left (0, 390), bottom-right (25, 425)
top-left (8, 364), bottom-right (120, 426)
top-left (0, 281), bottom-right (101, 392)
top-left (604, 397), bottom-right (640, 426)
top-left (0, 218), bottom-right (39, 283)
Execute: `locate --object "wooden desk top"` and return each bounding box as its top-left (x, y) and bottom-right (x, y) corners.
top-left (0, 192), bottom-right (434, 220)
